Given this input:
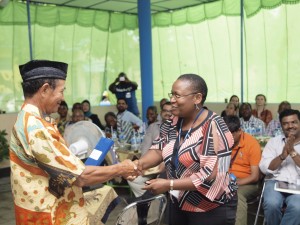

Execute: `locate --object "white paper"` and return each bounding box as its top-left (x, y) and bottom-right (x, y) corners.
top-left (89, 149), bottom-right (103, 160)
top-left (170, 190), bottom-right (179, 199)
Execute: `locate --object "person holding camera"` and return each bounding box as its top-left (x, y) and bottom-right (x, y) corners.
top-left (109, 72), bottom-right (139, 116)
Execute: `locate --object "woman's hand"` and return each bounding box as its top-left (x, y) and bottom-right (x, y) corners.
top-left (142, 178), bottom-right (170, 195)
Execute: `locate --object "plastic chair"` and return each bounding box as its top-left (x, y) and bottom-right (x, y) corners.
top-left (254, 180), bottom-right (288, 225)
top-left (254, 175), bottom-right (279, 225)
top-left (116, 194), bottom-right (167, 225)
top-left (253, 178), bottom-right (267, 225)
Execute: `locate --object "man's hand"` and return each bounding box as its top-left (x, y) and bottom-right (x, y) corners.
top-left (284, 134), bottom-right (296, 155)
top-left (119, 159), bottom-right (139, 178)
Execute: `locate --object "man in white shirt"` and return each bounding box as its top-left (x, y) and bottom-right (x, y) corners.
top-left (259, 109), bottom-right (300, 225)
top-left (116, 98), bottom-right (143, 130)
top-left (239, 102), bottom-right (265, 136)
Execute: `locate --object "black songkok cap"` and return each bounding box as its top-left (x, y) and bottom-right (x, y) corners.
top-left (19, 60), bottom-right (68, 82)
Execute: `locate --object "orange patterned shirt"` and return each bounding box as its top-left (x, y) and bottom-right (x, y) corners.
top-left (10, 104), bottom-right (88, 225)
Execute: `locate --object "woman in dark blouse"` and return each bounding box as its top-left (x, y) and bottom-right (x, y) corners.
top-left (81, 99), bottom-right (105, 130)
top-left (135, 74), bottom-right (237, 225)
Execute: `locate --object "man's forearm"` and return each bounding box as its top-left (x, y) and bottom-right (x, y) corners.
top-left (75, 163), bottom-right (135, 187)
top-left (268, 155), bottom-right (285, 171)
top-left (237, 175), bottom-right (259, 186)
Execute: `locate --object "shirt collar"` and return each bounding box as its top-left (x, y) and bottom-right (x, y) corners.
top-left (22, 103), bottom-right (56, 124)
top-left (233, 131), bottom-right (245, 149)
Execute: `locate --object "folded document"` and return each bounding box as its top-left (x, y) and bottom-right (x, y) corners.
top-left (85, 137), bottom-right (114, 166)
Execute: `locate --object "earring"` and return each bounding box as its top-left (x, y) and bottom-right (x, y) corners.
top-left (195, 104), bottom-right (200, 111)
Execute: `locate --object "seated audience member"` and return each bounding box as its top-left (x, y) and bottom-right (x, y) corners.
top-left (140, 102), bottom-right (172, 155)
top-left (128, 102), bottom-right (173, 198)
top-left (72, 102), bottom-right (82, 111)
top-left (70, 109), bottom-right (86, 124)
top-left (230, 94), bottom-right (240, 108)
top-left (160, 98), bottom-right (168, 108)
top-left (221, 102), bottom-right (238, 117)
top-left (56, 100), bottom-right (70, 135)
top-left (224, 116), bottom-right (261, 225)
top-left (146, 106), bottom-right (158, 127)
top-left (259, 109), bottom-right (300, 225)
top-left (116, 98), bottom-right (143, 130)
top-left (266, 101), bottom-right (291, 137)
top-left (240, 102), bottom-right (265, 136)
top-left (82, 99), bottom-right (105, 130)
top-left (252, 94), bottom-right (273, 126)
top-left (221, 95), bottom-right (240, 117)
top-left (72, 102), bottom-right (91, 121)
top-left (63, 109), bottom-right (88, 137)
top-left (157, 98), bottom-right (168, 122)
top-left (104, 112), bottom-right (134, 144)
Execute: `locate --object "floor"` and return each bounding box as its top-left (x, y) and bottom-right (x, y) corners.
top-left (0, 176), bottom-right (164, 225)
top-left (0, 175), bottom-right (264, 225)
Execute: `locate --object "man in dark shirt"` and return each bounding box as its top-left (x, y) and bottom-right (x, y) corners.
top-left (109, 72), bottom-right (139, 116)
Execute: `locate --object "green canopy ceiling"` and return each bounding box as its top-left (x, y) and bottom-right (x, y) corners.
top-left (0, 0), bottom-right (300, 112)
top-left (1, 0), bottom-right (299, 32)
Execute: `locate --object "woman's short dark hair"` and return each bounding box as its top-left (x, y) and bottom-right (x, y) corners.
top-left (223, 115), bottom-right (241, 133)
top-left (177, 74), bottom-right (208, 104)
top-left (22, 78), bottom-right (57, 98)
top-left (279, 109), bottom-right (300, 123)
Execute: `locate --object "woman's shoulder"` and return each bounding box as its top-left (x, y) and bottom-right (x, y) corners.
top-left (206, 110), bottom-right (221, 121)
top-left (206, 110), bottom-right (229, 127)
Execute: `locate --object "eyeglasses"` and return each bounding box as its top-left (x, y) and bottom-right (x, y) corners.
top-left (168, 92), bottom-right (199, 99)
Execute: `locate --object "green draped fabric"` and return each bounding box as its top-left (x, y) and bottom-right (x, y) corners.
top-left (0, 0), bottom-right (299, 112)
top-left (2, 0), bottom-right (300, 29)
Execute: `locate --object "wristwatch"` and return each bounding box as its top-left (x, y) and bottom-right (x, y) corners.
top-left (290, 151), bottom-right (298, 158)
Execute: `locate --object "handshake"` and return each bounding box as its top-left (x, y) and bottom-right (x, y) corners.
top-left (118, 159), bottom-right (142, 180)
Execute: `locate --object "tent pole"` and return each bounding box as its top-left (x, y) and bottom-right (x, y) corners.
top-left (26, 0), bottom-right (33, 60)
top-left (138, 0), bottom-right (153, 122)
top-left (240, 0), bottom-right (244, 103)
